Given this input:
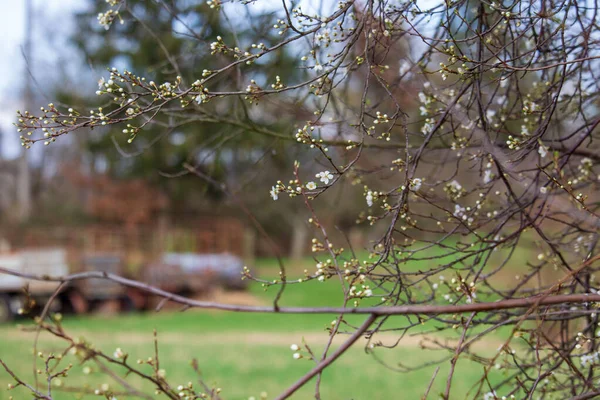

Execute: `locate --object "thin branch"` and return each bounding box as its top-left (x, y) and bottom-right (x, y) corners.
top-left (1, 265), bottom-right (600, 315)
top-left (274, 314), bottom-right (377, 400)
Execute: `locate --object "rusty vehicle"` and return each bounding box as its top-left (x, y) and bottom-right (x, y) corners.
top-left (71, 254), bottom-right (136, 314)
top-left (0, 249), bottom-right (68, 322)
top-left (0, 250), bottom-right (140, 321)
top-left (132, 253), bottom-right (246, 309)
top-left (161, 252), bottom-right (247, 290)
top-left (0, 220), bottom-right (251, 321)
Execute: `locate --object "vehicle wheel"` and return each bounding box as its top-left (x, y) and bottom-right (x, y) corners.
top-left (120, 295), bottom-right (136, 312)
top-left (94, 299), bottom-right (121, 314)
top-left (65, 290), bottom-right (89, 315)
top-left (125, 287), bottom-right (148, 311)
top-left (0, 295), bottom-right (14, 323)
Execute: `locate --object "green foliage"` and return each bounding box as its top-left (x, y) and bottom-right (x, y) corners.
top-left (67, 1), bottom-right (304, 216)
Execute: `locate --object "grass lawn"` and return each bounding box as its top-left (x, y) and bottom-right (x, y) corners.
top-left (0, 319), bottom-right (507, 400)
top-left (0, 250), bottom-right (539, 399)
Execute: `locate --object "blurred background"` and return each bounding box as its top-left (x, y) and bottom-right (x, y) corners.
top-left (0, 1), bottom-right (516, 399)
top-left (0, 0), bottom-right (259, 318)
top-left (0, 0), bottom-right (388, 264)
top-left (0, 0), bottom-right (405, 301)
top-left (0, 2), bottom-right (398, 398)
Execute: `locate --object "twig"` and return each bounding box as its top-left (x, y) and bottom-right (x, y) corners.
top-left (274, 314), bottom-right (377, 400)
top-left (1, 265), bottom-right (600, 315)
top-left (0, 358), bottom-right (52, 400)
top-left (421, 366), bottom-right (440, 400)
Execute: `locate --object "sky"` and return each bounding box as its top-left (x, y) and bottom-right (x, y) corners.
top-left (0, 0), bottom-right (84, 159)
top-left (0, 1), bottom-right (28, 159)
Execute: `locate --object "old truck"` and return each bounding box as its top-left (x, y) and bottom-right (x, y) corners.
top-left (161, 252), bottom-right (247, 290)
top-left (0, 250), bottom-right (138, 322)
top-left (0, 249), bottom-right (247, 322)
top-left (0, 249), bottom-right (69, 322)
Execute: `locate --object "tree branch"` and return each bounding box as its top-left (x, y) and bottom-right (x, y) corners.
top-left (274, 314), bottom-right (377, 400)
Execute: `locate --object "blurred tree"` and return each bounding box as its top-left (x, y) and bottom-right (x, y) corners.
top-left (68, 0), bottom-right (304, 223)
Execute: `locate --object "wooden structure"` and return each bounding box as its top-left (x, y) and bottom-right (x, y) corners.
top-left (3, 217), bottom-right (248, 272)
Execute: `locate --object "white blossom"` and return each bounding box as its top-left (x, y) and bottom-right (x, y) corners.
top-left (270, 186), bottom-right (279, 201)
top-left (449, 180), bottom-right (462, 191)
top-left (581, 351), bottom-right (600, 367)
top-left (399, 60), bottom-right (411, 76)
top-left (316, 171), bottom-right (334, 185)
top-left (411, 178), bottom-right (422, 191)
top-left (366, 191), bottom-right (374, 207)
top-left (113, 348), bottom-right (124, 359)
top-left (195, 94), bottom-right (208, 104)
top-left (97, 11), bottom-right (117, 30)
top-left (421, 120), bottom-right (435, 136)
top-left (483, 391), bottom-right (497, 400)
top-left (454, 204), bottom-right (467, 219)
top-left (306, 181), bottom-right (317, 190)
top-left (483, 169), bottom-right (493, 184)
top-left (314, 28), bottom-right (331, 46)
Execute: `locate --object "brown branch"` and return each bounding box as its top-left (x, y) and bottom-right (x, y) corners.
top-left (567, 391), bottom-right (600, 400)
top-left (443, 312), bottom-right (476, 399)
top-left (0, 358), bottom-right (52, 400)
top-left (274, 314), bottom-right (377, 400)
top-left (422, 367), bottom-right (440, 400)
top-left (1, 266), bottom-right (600, 315)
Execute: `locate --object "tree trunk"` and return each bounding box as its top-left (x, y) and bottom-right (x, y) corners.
top-left (289, 216), bottom-right (309, 260)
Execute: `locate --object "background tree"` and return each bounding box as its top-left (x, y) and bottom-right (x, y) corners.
top-left (50, 0), bottom-right (354, 254)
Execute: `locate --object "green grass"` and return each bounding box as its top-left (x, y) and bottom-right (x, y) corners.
top-left (0, 321), bottom-right (506, 400)
top-left (0, 251), bottom-right (540, 400)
